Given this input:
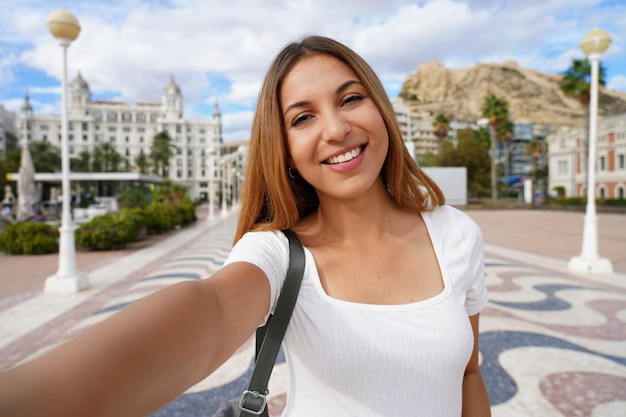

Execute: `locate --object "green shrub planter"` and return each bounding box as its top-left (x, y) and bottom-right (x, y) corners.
top-left (0, 222), bottom-right (59, 255)
top-left (75, 212), bottom-right (142, 250)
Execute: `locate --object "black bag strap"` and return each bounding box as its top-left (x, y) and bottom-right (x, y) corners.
top-left (239, 229), bottom-right (305, 417)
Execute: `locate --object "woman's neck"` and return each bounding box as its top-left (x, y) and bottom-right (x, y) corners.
top-left (298, 180), bottom-right (411, 247)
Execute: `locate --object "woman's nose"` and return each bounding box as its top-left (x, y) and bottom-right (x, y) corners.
top-left (321, 110), bottom-right (350, 142)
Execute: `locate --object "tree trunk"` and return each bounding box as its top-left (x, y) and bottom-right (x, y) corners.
top-left (490, 126), bottom-right (497, 201)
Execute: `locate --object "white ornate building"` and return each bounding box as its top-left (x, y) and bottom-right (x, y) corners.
top-left (0, 104), bottom-right (18, 155)
top-left (18, 73), bottom-right (227, 201)
top-left (548, 114), bottom-right (626, 199)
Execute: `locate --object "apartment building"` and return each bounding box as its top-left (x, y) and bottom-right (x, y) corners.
top-left (548, 114), bottom-right (626, 199)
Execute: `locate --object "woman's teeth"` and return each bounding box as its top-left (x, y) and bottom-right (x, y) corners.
top-left (326, 146), bottom-right (361, 164)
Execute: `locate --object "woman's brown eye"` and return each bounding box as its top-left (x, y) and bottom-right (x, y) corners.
top-left (343, 94), bottom-right (364, 106)
top-left (292, 115), bottom-right (310, 127)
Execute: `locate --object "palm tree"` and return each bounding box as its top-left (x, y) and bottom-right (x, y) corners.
top-left (432, 114), bottom-right (451, 153)
top-left (559, 58), bottom-right (606, 185)
top-left (134, 152), bottom-right (151, 174)
top-left (496, 118), bottom-right (514, 196)
top-left (71, 150), bottom-right (92, 172)
top-left (150, 131), bottom-right (177, 177)
top-left (92, 142), bottom-right (123, 173)
top-left (29, 141), bottom-right (61, 173)
top-left (481, 94), bottom-right (510, 201)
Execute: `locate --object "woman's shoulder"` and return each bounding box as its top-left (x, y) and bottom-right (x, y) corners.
top-left (423, 205), bottom-right (482, 239)
top-left (232, 229), bottom-right (290, 255)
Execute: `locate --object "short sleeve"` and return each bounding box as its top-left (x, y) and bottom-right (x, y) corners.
top-left (223, 230), bottom-right (290, 323)
top-left (462, 216), bottom-right (488, 316)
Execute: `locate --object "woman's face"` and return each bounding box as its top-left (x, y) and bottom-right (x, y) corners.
top-left (280, 53), bottom-right (389, 202)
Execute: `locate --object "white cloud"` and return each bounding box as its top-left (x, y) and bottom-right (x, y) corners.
top-left (608, 75), bottom-right (626, 92)
top-left (1, 0), bottom-right (626, 142)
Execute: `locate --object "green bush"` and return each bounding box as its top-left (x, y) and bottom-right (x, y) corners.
top-left (143, 202), bottom-right (173, 233)
top-left (177, 200), bottom-right (197, 225)
top-left (75, 212), bottom-right (141, 250)
top-left (118, 187), bottom-right (150, 210)
top-left (599, 198), bottom-right (626, 207)
top-left (0, 222), bottom-right (59, 255)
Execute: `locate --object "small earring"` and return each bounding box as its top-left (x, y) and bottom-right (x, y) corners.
top-left (288, 166), bottom-right (299, 179)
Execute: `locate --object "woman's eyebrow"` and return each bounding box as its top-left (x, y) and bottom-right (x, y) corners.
top-left (336, 79), bottom-right (362, 94)
top-left (283, 79), bottom-right (364, 116)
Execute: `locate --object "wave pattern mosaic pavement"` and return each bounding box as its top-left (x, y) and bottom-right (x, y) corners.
top-left (1, 214), bottom-right (624, 416)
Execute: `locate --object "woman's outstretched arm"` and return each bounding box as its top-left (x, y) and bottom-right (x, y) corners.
top-left (462, 313), bottom-right (491, 417)
top-left (0, 261), bottom-right (269, 417)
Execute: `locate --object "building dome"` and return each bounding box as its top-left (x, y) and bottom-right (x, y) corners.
top-left (21, 92), bottom-right (33, 114)
top-left (71, 71), bottom-right (90, 91)
top-left (164, 75), bottom-right (181, 95)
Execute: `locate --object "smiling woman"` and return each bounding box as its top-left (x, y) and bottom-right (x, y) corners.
top-left (0, 35), bottom-right (490, 417)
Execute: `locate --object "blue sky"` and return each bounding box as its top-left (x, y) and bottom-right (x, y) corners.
top-left (1, 0), bottom-right (625, 142)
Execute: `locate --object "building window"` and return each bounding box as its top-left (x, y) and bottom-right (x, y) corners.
top-left (109, 136), bottom-right (116, 142)
top-left (82, 122), bottom-right (88, 131)
top-left (558, 160), bottom-right (568, 174)
top-left (83, 135), bottom-right (88, 142)
top-left (94, 112), bottom-right (102, 121)
top-left (69, 122), bottom-right (74, 131)
top-left (140, 136), bottom-right (144, 143)
top-left (599, 156), bottom-right (606, 171)
top-left (123, 127), bottom-right (131, 133)
top-left (69, 134), bottom-right (73, 141)
top-left (619, 154), bottom-right (625, 169)
top-left (108, 126), bottom-right (116, 132)
top-left (122, 112), bottom-right (131, 122)
top-left (150, 113), bottom-right (158, 122)
top-left (107, 112), bottom-right (117, 122)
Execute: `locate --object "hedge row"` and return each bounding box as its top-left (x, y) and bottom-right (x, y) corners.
top-left (0, 222), bottom-right (59, 255)
top-left (0, 200), bottom-right (197, 255)
top-left (75, 201), bottom-right (196, 251)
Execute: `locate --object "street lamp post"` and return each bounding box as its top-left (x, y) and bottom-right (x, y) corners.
top-left (568, 28), bottom-right (614, 274)
top-left (206, 147), bottom-right (215, 221)
top-left (221, 159), bottom-right (228, 216)
top-left (44, 9), bottom-right (89, 293)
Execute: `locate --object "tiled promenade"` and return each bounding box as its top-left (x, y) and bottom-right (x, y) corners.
top-left (0, 205), bottom-right (625, 416)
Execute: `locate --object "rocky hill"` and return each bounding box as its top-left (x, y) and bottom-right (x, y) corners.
top-left (399, 60), bottom-right (626, 128)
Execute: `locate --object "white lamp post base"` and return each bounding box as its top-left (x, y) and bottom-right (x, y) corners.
top-left (568, 255), bottom-right (613, 274)
top-left (45, 272), bottom-right (89, 294)
top-left (44, 225), bottom-right (90, 294)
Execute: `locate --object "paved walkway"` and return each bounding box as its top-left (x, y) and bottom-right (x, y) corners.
top-left (0, 205), bottom-right (625, 416)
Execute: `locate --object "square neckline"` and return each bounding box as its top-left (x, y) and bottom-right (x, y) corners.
top-left (300, 211), bottom-right (452, 311)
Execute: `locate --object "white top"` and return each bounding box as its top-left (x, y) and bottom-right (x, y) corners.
top-left (224, 205), bottom-right (488, 416)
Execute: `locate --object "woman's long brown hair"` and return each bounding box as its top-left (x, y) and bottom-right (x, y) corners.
top-left (234, 35), bottom-right (444, 243)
